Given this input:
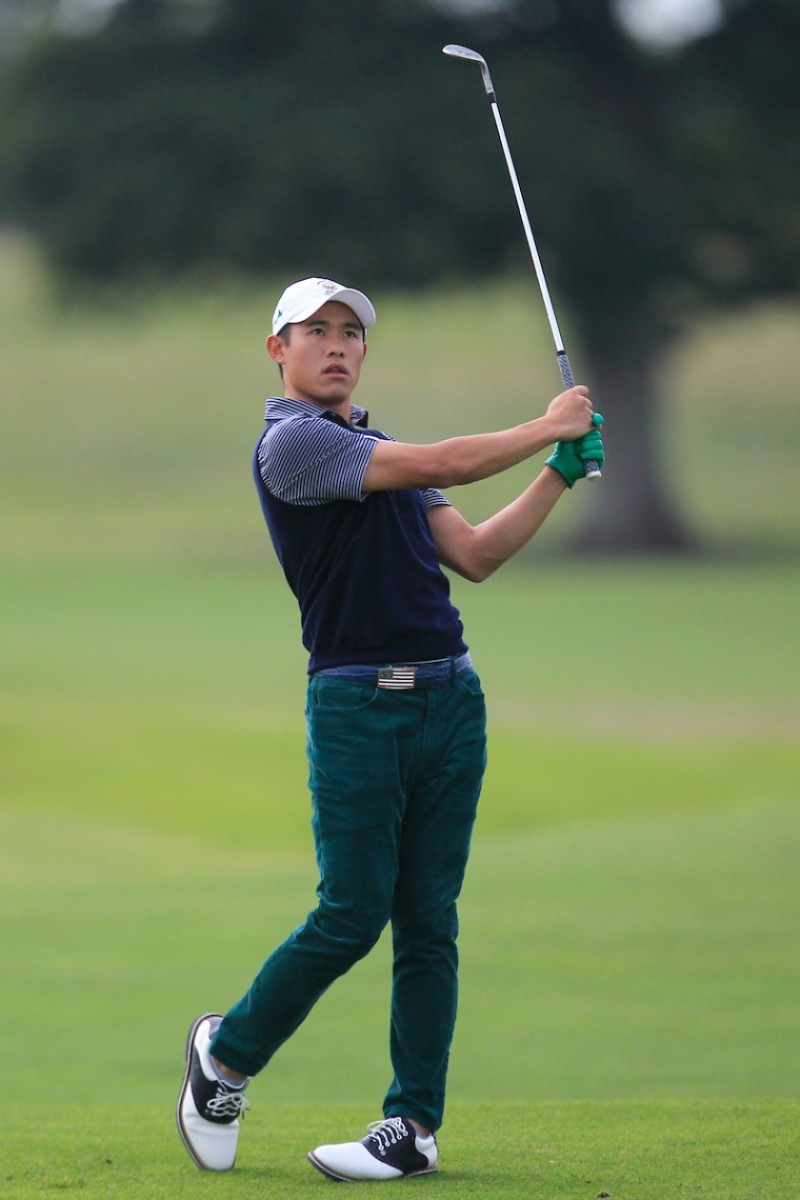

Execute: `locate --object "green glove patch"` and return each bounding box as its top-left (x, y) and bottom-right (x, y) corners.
top-left (545, 416), bottom-right (605, 487)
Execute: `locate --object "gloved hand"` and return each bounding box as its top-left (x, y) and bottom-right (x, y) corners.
top-left (545, 413), bottom-right (605, 487)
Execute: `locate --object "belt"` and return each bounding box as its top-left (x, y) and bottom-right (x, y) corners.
top-left (314, 651), bottom-right (473, 691)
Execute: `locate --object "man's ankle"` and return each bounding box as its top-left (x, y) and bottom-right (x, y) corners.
top-left (210, 1055), bottom-right (248, 1085)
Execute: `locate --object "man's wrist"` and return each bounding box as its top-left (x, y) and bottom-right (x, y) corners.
top-left (530, 414), bottom-right (559, 451)
top-left (543, 463), bottom-right (571, 492)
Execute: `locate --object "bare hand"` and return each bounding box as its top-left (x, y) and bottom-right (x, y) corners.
top-left (544, 386), bottom-right (594, 442)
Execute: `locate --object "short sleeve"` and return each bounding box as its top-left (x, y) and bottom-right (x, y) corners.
top-left (258, 417), bottom-right (378, 505)
top-left (421, 487), bottom-right (451, 509)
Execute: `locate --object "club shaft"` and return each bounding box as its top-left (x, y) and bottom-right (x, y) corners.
top-left (487, 95), bottom-right (601, 479)
top-left (444, 43), bottom-right (601, 479)
top-left (488, 102), bottom-right (566, 357)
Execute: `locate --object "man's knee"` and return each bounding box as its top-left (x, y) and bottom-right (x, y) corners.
top-left (392, 900), bottom-right (459, 949)
top-left (313, 905), bottom-right (387, 961)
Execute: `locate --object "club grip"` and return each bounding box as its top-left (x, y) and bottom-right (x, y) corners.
top-left (556, 351), bottom-right (601, 480)
top-left (556, 350), bottom-right (574, 388)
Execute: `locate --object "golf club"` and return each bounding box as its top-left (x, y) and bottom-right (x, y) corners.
top-left (443, 43), bottom-right (601, 480)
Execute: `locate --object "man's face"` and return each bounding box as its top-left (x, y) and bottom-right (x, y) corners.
top-left (268, 300), bottom-right (368, 410)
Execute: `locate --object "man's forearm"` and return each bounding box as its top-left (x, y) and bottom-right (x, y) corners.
top-left (364, 416), bottom-right (561, 494)
top-left (430, 417), bottom-right (561, 487)
top-left (432, 467), bottom-right (568, 581)
top-left (362, 385), bottom-right (594, 495)
top-left (462, 467), bottom-right (567, 579)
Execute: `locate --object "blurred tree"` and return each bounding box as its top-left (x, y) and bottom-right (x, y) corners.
top-left (0, 0), bottom-right (55, 56)
top-left (1, 0), bottom-right (797, 550)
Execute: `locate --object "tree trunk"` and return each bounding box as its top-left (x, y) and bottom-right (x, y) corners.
top-left (571, 336), bottom-right (696, 554)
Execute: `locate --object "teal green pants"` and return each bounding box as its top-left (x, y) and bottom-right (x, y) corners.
top-left (210, 665), bottom-right (487, 1132)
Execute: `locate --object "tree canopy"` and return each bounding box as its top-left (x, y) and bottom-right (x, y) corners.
top-left (2, 0), bottom-right (797, 549)
top-left (3, 0), bottom-right (797, 310)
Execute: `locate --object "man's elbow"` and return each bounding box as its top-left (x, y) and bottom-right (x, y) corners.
top-left (427, 451), bottom-right (469, 490)
top-left (471, 559), bottom-right (501, 583)
top-left (449, 556), bottom-right (498, 584)
top-left (427, 444), bottom-right (487, 489)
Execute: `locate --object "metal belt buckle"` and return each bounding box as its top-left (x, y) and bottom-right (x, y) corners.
top-left (377, 666), bottom-right (417, 690)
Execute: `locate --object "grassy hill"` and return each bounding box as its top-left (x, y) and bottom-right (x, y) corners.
top-left (2, 233), bottom-right (798, 565)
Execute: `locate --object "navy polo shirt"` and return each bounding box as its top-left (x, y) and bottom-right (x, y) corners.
top-left (253, 397), bottom-right (468, 673)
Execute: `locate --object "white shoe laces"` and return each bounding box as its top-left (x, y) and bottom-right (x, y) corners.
top-left (366, 1117), bottom-right (409, 1156)
top-left (206, 1087), bottom-right (250, 1119)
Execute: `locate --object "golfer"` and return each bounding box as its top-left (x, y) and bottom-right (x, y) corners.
top-left (177, 276), bottom-right (604, 1181)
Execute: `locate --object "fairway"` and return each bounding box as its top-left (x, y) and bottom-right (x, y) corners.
top-left (2, 236), bottom-right (799, 1197)
top-left (2, 560), bottom-right (798, 1198)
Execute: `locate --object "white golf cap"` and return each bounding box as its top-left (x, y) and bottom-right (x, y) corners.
top-left (272, 277), bottom-right (376, 336)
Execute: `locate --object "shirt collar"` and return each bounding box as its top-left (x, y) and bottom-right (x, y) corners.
top-left (264, 396), bottom-right (369, 428)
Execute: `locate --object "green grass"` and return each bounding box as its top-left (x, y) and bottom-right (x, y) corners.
top-left (2, 234), bottom-right (799, 1196)
top-left (2, 561), bottom-right (798, 1196)
top-left (5, 1101), bottom-right (798, 1199)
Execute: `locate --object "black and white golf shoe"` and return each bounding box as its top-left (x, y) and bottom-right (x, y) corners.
top-left (308, 1116), bottom-right (439, 1181)
top-left (177, 1012), bottom-right (249, 1171)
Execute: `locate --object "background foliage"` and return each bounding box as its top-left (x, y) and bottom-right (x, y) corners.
top-left (1, 0), bottom-right (797, 304)
top-left (2, 0), bottom-right (799, 549)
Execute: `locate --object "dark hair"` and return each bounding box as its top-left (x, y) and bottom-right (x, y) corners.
top-left (274, 324), bottom-right (291, 381)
